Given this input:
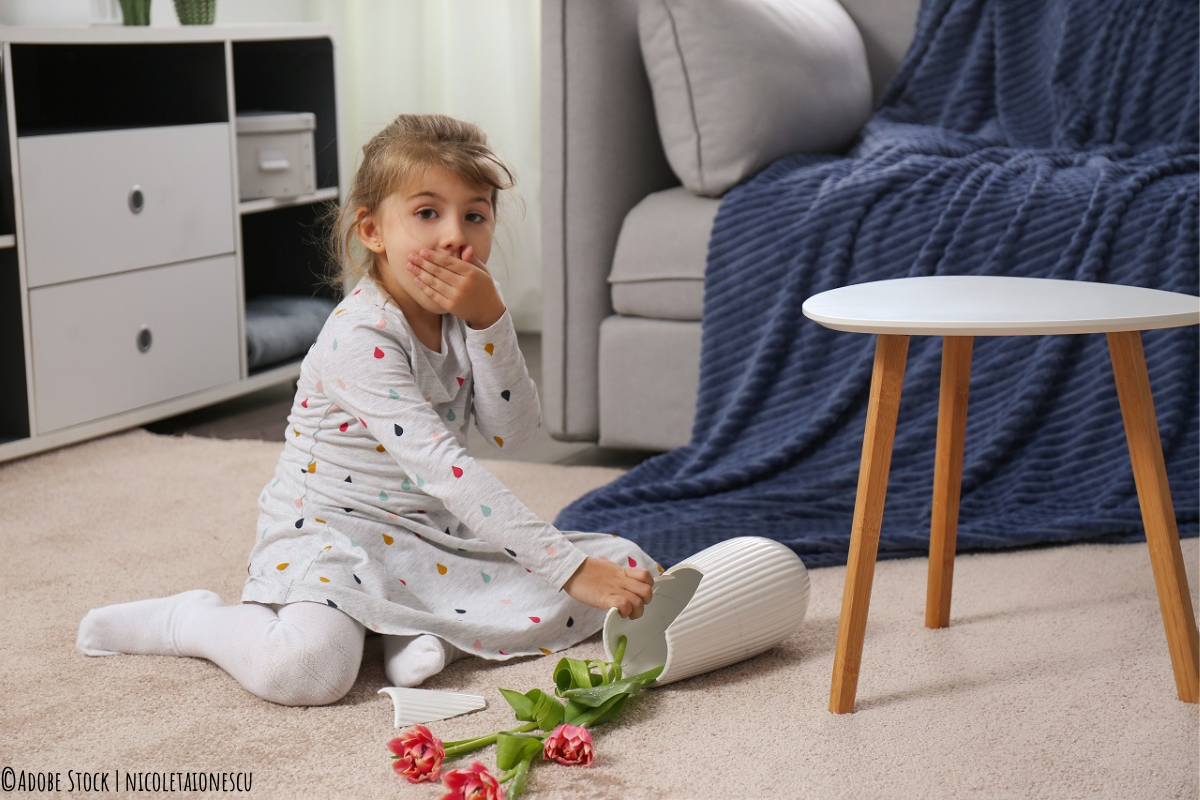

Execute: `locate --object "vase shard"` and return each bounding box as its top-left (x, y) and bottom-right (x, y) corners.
top-left (378, 687), bottom-right (487, 728)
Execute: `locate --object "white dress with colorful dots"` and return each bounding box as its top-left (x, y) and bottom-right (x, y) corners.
top-left (241, 277), bottom-right (654, 658)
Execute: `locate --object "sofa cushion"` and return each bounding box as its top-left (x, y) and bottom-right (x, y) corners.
top-left (609, 186), bottom-right (720, 321)
top-left (637, 0), bottom-right (873, 196)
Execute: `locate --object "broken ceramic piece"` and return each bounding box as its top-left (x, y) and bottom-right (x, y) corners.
top-left (604, 536), bottom-right (810, 685)
top-left (378, 687), bottom-right (487, 728)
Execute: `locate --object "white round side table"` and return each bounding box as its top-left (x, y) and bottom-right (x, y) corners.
top-left (801, 276), bottom-right (1200, 714)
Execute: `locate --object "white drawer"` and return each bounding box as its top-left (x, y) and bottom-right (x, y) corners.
top-left (20, 123), bottom-right (235, 288)
top-left (29, 257), bottom-right (240, 434)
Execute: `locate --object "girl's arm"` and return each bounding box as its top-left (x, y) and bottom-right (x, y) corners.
top-left (322, 314), bottom-right (651, 617)
top-left (464, 308), bottom-right (541, 452)
top-left (322, 314), bottom-right (585, 590)
top-left (562, 558), bottom-right (655, 620)
top-left (406, 247), bottom-right (540, 451)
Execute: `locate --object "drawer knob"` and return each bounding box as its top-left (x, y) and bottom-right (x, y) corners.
top-left (136, 326), bottom-right (152, 353)
top-left (129, 185), bottom-right (145, 214)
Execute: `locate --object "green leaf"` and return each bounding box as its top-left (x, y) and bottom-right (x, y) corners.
top-left (504, 753), bottom-right (535, 799)
top-left (528, 689), bottom-right (566, 730)
top-left (495, 732), bottom-right (544, 771)
top-left (501, 687), bottom-right (565, 730)
top-left (499, 687), bottom-right (534, 719)
top-left (444, 721), bottom-right (539, 758)
top-left (566, 693), bottom-right (630, 728)
top-left (589, 693), bottom-right (632, 726)
top-left (553, 657), bottom-right (605, 694)
top-left (629, 664), bottom-right (665, 683)
top-left (560, 667), bottom-right (661, 709)
top-left (561, 665), bottom-right (664, 728)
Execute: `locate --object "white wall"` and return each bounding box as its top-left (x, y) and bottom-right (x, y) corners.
top-left (0, 0), bottom-right (545, 331)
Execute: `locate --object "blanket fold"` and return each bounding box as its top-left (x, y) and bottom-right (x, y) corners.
top-left (556, 0), bottom-right (1199, 568)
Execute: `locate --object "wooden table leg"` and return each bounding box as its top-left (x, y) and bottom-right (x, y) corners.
top-left (927, 336), bottom-right (973, 628)
top-left (1107, 331), bottom-right (1200, 703)
top-left (830, 334), bottom-right (909, 714)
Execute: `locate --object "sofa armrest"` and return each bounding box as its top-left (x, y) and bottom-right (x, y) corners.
top-left (541, 0), bottom-right (678, 442)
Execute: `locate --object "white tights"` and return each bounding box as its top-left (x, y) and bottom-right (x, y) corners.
top-left (77, 591), bottom-right (460, 706)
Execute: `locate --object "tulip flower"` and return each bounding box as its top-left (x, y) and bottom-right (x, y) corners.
top-left (388, 724), bottom-right (445, 783)
top-left (388, 636), bottom-right (661, 798)
top-left (439, 761), bottom-right (505, 800)
top-left (541, 725), bottom-right (594, 767)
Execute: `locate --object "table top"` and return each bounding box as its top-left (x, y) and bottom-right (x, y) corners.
top-left (801, 276), bottom-right (1200, 336)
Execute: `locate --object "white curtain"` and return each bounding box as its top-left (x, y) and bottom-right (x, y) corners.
top-left (309, 0), bottom-right (544, 331)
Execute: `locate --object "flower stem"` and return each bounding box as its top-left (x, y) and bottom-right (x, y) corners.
top-left (442, 721), bottom-right (539, 758)
top-left (613, 635), bottom-right (628, 680)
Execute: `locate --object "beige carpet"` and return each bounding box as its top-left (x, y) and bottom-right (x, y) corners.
top-left (1, 430), bottom-right (1196, 799)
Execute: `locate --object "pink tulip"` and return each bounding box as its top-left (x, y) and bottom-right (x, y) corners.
top-left (439, 761), bottom-right (505, 800)
top-left (542, 724), bottom-right (595, 767)
top-left (388, 725), bottom-right (445, 784)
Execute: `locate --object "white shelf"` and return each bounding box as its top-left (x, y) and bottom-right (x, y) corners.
top-left (239, 186), bottom-right (340, 215)
top-left (0, 23), bottom-right (335, 45)
top-left (0, 27), bottom-right (342, 464)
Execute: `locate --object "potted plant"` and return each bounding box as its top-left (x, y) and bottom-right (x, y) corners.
top-left (174, 0), bottom-right (216, 25)
top-left (118, 0), bottom-right (150, 25)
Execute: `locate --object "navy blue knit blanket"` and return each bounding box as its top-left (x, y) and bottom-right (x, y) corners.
top-left (556, 0), bottom-right (1199, 568)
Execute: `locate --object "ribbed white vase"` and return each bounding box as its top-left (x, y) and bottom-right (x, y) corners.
top-left (603, 536), bottom-right (810, 685)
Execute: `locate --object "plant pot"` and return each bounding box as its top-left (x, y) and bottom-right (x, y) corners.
top-left (119, 0), bottom-right (151, 25)
top-left (603, 536), bottom-right (810, 685)
top-left (174, 0), bottom-right (216, 25)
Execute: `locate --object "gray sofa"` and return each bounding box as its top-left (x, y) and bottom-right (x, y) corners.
top-left (540, 0), bottom-right (921, 451)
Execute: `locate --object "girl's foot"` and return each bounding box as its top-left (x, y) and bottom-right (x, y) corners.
top-left (383, 634), bottom-right (462, 687)
top-left (76, 590), bottom-right (223, 657)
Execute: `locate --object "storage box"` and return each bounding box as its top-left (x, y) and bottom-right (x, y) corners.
top-left (236, 112), bottom-right (317, 201)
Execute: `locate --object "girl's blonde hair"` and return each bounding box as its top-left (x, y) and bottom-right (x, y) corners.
top-left (327, 113), bottom-right (515, 289)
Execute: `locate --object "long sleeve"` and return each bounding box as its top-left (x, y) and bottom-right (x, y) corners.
top-left (464, 309), bottom-right (541, 452)
top-left (318, 312), bottom-right (587, 590)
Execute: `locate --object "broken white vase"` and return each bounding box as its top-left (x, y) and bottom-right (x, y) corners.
top-left (603, 536), bottom-right (810, 685)
top-left (378, 687), bottom-right (487, 728)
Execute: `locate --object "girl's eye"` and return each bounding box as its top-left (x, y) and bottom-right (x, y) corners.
top-left (467, 212), bottom-right (487, 224)
top-left (416, 208), bottom-right (438, 220)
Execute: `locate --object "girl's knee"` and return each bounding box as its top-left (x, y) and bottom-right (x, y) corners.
top-left (244, 607), bottom-right (365, 706)
top-left (251, 648), bottom-right (361, 706)
top-left (260, 672), bottom-right (356, 707)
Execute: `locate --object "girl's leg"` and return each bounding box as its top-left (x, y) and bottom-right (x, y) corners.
top-left (383, 634), bottom-right (464, 687)
top-left (78, 593), bottom-right (365, 706)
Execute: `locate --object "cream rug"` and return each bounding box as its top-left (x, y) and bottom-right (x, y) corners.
top-left (0, 430), bottom-right (1196, 799)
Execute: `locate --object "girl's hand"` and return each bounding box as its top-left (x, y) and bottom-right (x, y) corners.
top-left (407, 246), bottom-right (506, 329)
top-left (562, 557), bottom-right (654, 619)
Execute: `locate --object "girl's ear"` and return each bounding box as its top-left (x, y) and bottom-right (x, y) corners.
top-left (355, 208), bottom-right (386, 253)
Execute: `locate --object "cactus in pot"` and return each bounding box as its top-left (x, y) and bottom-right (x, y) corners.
top-left (119, 0), bottom-right (151, 25)
top-left (174, 0), bottom-right (217, 25)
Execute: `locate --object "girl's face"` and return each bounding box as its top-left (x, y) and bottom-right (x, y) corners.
top-left (357, 166), bottom-right (496, 318)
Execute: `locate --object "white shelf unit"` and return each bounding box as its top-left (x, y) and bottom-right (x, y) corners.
top-left (0, 24), bottom-right (344, 463)
top-left (240, 186), bottom-right (341, 216)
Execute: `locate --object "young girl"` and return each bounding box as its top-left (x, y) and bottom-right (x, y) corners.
top-left (76, 114), bottom-right (656, 706)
